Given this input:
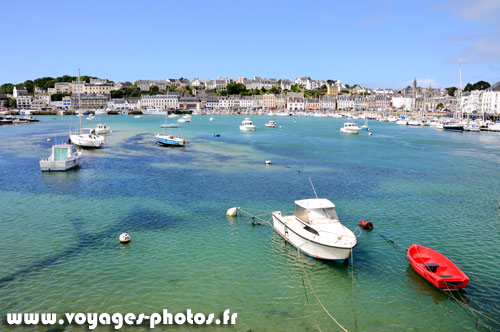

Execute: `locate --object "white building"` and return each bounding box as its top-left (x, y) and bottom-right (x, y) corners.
top-left (281, 79), bottom-right (292, 91)
top-left (55, 82), bottom-right (71, 94)
top-left (391, 96), bottom-right (414, 110)
top-left (140, 94), bottom-right (179, 110)
top-left (62, 96), bottom-right (71, 110)
top-left (337, 95), bottom-right (356, 110)
top-left (17, 95), bottom-right (32, 109)
top-left (287, 97), bottom-right (305, 111)
top-left (481, 81), bottom-right (500, 114)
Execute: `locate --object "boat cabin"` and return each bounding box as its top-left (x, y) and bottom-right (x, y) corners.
top-left (52, 144), bottom-right (78, 161)
top-left (294, 199), bottom-right (339, 225)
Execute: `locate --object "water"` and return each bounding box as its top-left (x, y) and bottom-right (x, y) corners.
top-left (1, 115), bottom-right (499, 331)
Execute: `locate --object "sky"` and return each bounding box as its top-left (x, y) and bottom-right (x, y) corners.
top-left (1, 0), bottom-right (500, 89)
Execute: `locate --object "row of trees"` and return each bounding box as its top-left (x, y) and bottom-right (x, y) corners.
top-left (0, 75), bottom-right (100, 95)
top-left (445, 80), bottom-right (491, 96)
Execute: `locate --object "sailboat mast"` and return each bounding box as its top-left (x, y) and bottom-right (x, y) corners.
top-left (458, 64), bottom-right (462, 121)
top-left (78, 68), bottom-right (82, 134)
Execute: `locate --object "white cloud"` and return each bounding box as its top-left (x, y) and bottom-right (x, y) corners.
top-left (448, 0), bottom-right (500, 21)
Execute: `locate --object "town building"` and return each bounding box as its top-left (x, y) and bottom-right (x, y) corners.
top-left (140, 94), bottom-right (179, 110)
top-left (481, 81), bottom-right (500, 114)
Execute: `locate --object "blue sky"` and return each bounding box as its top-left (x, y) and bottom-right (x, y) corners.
top-left (2, 0), bottom-right (500, 88)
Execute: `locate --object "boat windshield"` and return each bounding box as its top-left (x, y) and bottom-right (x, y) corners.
top-left (306, 208), bottom-right (339, 224)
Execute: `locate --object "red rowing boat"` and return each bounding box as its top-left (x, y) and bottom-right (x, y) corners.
top-left (407, 244), bottom-right (469, 290)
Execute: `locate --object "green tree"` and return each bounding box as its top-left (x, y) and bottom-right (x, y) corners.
top-left (226, 82), bottom-right (247, 95)
top-left (51, 93), bottom-right (70, 101)
top-left (436, 103), bottom-right (444, 109)
top-left (290, 84), bottom-right (301, 92)
top-left (269, 86), bottom-right (280, 94)
top-left (150, 85), bottom-right (159, 93)
top-left (464, 81), bottom-right (491, 92)
top-left (445, 87), bottom-right (457, 96)
top-left (8, 97), bottom-right (16, 108)
top-left (340, 89), bottom-right (350, 94)
top-left (1, 83), bottom-right (14, 95)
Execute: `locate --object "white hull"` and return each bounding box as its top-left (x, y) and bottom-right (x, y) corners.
top-left (240, 125), bottom-right (256, 131)
top-left (69, 134), bottom-right (104, 148)
top-left (40, 145), bottom-right (82, 171)
top-left (340, 128), bottom-right (359, 134)
top-left (272, 213), bottom-right (355, 261)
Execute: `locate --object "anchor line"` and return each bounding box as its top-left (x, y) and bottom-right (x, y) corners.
top-left (296, 247), bottom-right (349, 332)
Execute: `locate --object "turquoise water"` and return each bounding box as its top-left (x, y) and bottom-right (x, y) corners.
top-left (1, 115), bottom-right (499, 331)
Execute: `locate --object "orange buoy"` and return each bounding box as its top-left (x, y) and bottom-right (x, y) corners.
top-left (359, 220), bottom-right (373, 230)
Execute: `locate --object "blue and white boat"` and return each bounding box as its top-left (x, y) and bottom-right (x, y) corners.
top-left (155, 134), bottom-right (186, 146)
top-left (155, 111), bottom-right (186, 147)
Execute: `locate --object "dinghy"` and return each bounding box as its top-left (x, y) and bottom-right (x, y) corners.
top-left (407, 244), bottom-right (469, 290)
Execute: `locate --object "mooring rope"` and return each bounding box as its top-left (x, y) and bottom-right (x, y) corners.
top-left (297, 248), bottom-right (349, 332)
top-left (350, 249), bottom-right (358, 332)
top-left (301, 276), bottom-right (323, 332)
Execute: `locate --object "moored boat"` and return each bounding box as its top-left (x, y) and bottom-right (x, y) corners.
top-left (407, 244), bottom-right (469, 290)
top-left (239, 118), bottom-right (256, 131)
top-left (271, 198), bottom-right (357, 262)
top-left (265, 120), bottom-right (276, 128)
top-left (340, 122), bottom-right (360, 134)
top-left (40, 144), bottom-right (82, 171)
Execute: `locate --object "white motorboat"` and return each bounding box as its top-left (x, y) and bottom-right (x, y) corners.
top-left (396, 118), bottom-right (408, 125)
top-left (271, 198), bottom-right (357, 261)
top-left (487, 121), bottom-right (500, 132)
top-left (95, 123), bottom-right (110, 135)
top-left (134, 115), bottom-right (143, 119)
top-left (86, 114), bottom-right (95, 120)
top-left (265, 120), bottom-right (276, 128)
top-left (209, 117), bottom-right (214, 121)
top-left (407, 118), bottom-right (423, 126)
top-left (340, 122), bottom-right (360, 134)
top-left (177, 114), bottom-right (192, 123)
top-left (40, 144), bottom-right (82, 171)
top-left (239, 118), bottom-right (256, 131)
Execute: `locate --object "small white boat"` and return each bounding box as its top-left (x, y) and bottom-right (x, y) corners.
top-left (134, 115), bottom-right (143, 119)
top-left (396, 118), bottom-right (408, 125)
top-left (209, 117), bottom-right (214, 122)
top-left (272, 198), bottom-right (357, 261)
top-left (95, 123), bottom-right (110, 135)
top-left (340, 122), bottom-right (360, 134)
top-left (40, 144), bottom-right (82, 171)
top-left (407, 118), bottom-right (423, 126)
top-left (86, 114), bottom-right (95, 120)
top-left (265, 120), bottom-right (276, 128)
top-left (69, 128), bottom-right (105, 148)
top-left (177, 114), bottom-right (192, 123)
top-left (168, 113), bottom-right (178, 118)
top-left (239, 118), bottom-right (256, 131)
top-left (161, 123), bottom-right (179, 128)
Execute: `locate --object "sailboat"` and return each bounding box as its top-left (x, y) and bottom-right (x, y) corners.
top-left (360, 118), bottom-right (370, 130)
top-left (155, 110), bottom-right (186, 147)
top-left (443, 64), bottom-right (464, 132)
top-left (69, 69), bottom-right (105, 147)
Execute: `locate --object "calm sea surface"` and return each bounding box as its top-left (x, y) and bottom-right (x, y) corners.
top-left (1, 115), bottom-right (499, 331)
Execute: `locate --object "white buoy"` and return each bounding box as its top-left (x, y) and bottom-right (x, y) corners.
top-left (369, 133), bottom-right (373, 136)
top-left (47, 138), bottom-right (51, 143)
top-left (119, 233), bottom-right (130, 243)
top-left (265, 160), bottom-right (272, 165)
top-left (226, 207), bottom-right (238, 217)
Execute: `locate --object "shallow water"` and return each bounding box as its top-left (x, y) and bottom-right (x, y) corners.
top-left (1, 115), bottom-right (499, 331)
